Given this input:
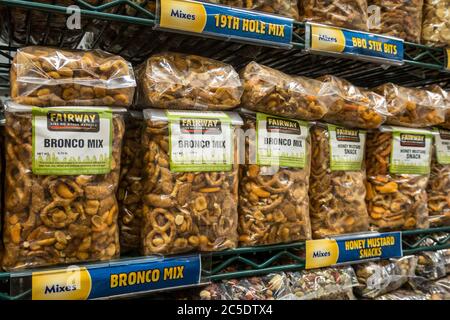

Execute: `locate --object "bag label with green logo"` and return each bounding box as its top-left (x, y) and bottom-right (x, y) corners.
top-left (32, 107), bottom-right (112, 175)
top-left (256, 113), bottom-right (308, 168)
top-left (390, 128), bottom-right (432, 174)
top-left (434, 128), bottom-right (450, 165)
top-left (328, 124), bottom-right (366, 171)
top-left (167, 111), bottom-right (233, 172)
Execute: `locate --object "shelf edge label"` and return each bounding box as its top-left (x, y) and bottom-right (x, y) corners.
top-left (31, 255), bottom-right (202, 300)
top-left (306, 22), bottom-right (404, 65)
top-left (305, 231), bottom-right (403, 269)
top-left (158, 0), bottom-right (293, 48)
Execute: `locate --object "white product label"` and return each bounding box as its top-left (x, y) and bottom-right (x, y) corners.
top-left (256, 113), bottom-right (308, 168)
top-left (435, 128), bottom-right (450, 165)
top-left (32, 108), bottom-right (112, 175)
top-left (328, 124), bottom-right (366, 171)
top-left (168, 111), bottom-right (233, 172)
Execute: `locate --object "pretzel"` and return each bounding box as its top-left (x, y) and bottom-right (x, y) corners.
top-left (141, 118), bottom-right (239, 255)
top-left (374, 83), bottom-right (446, 128)
top-left (368, 0), bottom-right (424, 43)
top-left (206, 0), bottom-right (300, 19)
top-left (355, 256), bottom-right (419, 298)
top-left (318, 75), bottom-right (387, 129)
top-left (241, 62), bottom-right (328, 121)
top-left (2, 110), bottom-right (124, 270)
top-left (309, 126), bottom-right (369, 239)
top-left (238, 114), bottom-right (312, 246)
top-left (422, 0), bottom-right (450, 47)
top-left (301, 0), bottom-right (368, 31)
top-left (135, 52), bottom-right (242, 110)
top-left (117, 114), bottom-right (144, 253)
top-left (10, 46), bottom-right (135, 107)
top-left (366, 131), bottom-right (430, 231)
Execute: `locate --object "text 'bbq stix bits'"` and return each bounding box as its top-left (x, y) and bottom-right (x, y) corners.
top-left (10, 46), bottom-right (136, 107)
top-left (300, 0), bottom-right (369, 31)
top-left (365, 126), bottom-right (433, 231)
top-left (2, 102), bottom-right (125, 270)
top-left (368, 0), bottom-right (424, 43)
top-left (240, 62), bottom-right (329, 121)
top-left (117, 112), bottom-right (144, 253)
top-left (427, 128), bottom-right (450, 227)
top-left (141, 109), bottom-right (242, 255)
top-left (238, 110), bottom-right (312, 247)
top-left (135, 52), bottom-right (243, 111)
top-left (374, 83), bottom-right (447, 128)
top-left (318, 75), bottom-right (387, 129)
top-left (309, 123), bottom-right (369, 239)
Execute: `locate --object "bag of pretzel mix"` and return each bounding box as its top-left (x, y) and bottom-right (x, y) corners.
top-left (238, 109), bottom-right (312, 246)
top-left (309, 123), bottom-right (369, 239)
top-left (2, 101), bottom-right (125, 271)
top-left (141, 109), bottom-right (242, 255)
top-left (365, 126), bottom-right (433, 231)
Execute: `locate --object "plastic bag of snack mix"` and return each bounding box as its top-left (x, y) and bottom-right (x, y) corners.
top-left (238, 109), bottom-right (312, 246)
top-left (375, 289), bottom-right (431, 300)
top-left (426, 128), bottom-right (450, 227)
top-left (309, 123), bottom-right (369, 238)
top-left (365, 126), bottom-right (432, 231)
top-left (427, 85), bottom-right (450, 129)
top-left (135, 52), bottom-right (243, 111)
top-left (240, 62), bottom-right (329, 121)
top-left (415, 251), bottom-right (447, 280)
top-left (421, 0), bottom-right (450, 46)
top-left (318, 75), bottom-right (387, 129)
top-left (368, 0), bottom-right (424, 43)
top-left (10, 46), bottom-right (136, 107)
top-left (2, 102), bottom-right (125, 270)
top-left (205, 0), bottom-right (300, 19)
top-left (374, 83), bottom-right (446, 128)
top-left (141, 109), bottom-right (241, 255)
top-left (354, 255), bottom-right (418, 298)
top-left (280, 267), bottom-right (359, 300)
top-left (117, 112), bottom-right (144, 253)
top-left (301, 0), bottom-right (369, 31)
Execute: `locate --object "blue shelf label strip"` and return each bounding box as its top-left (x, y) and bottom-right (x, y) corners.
top-left (306, 231), bottom-right (403, 269)
top-left (158, 0), bottom-right (293, 48)
top-left (307, 22), bottom-right (404, 64)
top-left (31, 254), bottom-right (202, 300)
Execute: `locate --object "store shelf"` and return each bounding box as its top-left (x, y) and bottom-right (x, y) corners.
top-left (0, 0), bottom-right (449, 89)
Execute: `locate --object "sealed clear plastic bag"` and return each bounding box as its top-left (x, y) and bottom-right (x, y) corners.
top-left (415, 251), bottom-right (447, 280)
top-left (365, 127), bottom-right (432, 231)
top-left (301, 0), bottom-right (369, 31)
top-left (238, 110), bottom-right (312, 246)
top-left (117, 112), bottom-right (144, 253)
top-left (318, 75), bottom-right (387, 129)
top-left (141, 109), bottom-right (241, 255)
top-left (368, 0), bottom-right (424, 43)
top-left (241, 62), bottom-right (328, 121)
top-left (2, 102), bottom-right (125, 270)
top-left (281, 267), bottom-right (359, 300)
top-left (374, 83), bottom-right (446, 128)
top-left (205, 0), bottom-right (300, 19)
top-left (354, 256), bottom-right (418, 298)
top-left (11, 46), bottom-right (136, 107)
top-left (427, 85), bottom-right (450, 129)
top-left (427, 129), bottom-right (450, 227)
top-left (135, 52), bottom-right (243, 110)
top-left (309, 124), bottom-right (369, 239)
top-left (421, 0), bottom-right (450, 47)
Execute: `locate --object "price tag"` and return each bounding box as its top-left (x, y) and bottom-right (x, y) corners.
top-left (306, 22), bottom-right (404, 65)
top-left (157, 0), bottom-right (293, 48)
top-left (31, 255), bottom-right (203, 300)
top-left (305, 232), bottom-right (402, 269)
